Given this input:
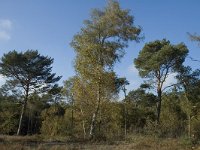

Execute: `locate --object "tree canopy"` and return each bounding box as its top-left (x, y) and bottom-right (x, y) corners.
top-left (134, 39), bottom-right (188, 123)
top-left (0, 50), bottom-right (61, 135)
top-left (71, 0), bottom-right (142, 138)
top-left (1, 0), bottom-right (200, 146)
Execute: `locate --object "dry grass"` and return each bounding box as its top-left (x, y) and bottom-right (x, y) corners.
top-left (0, 134), bottom-right (198, 150)
top-left (0, 135), bottom-right (41, 143)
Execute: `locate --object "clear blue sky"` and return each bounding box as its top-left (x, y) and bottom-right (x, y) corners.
top-left (0, 0), bottom-right (200, 94)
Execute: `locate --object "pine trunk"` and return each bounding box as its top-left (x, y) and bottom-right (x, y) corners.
top-left (156, 87), bottom-right (162, 124)
top-left (123, 87), bottom-right (127, 139)
top-left (17, 87), bottom-right (29, 135)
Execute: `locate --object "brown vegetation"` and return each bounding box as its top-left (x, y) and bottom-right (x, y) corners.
top-left (0, 135), bottom-right (196, 150)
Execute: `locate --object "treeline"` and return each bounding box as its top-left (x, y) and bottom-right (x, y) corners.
top-left (0, 0), bottom-right (200, 142)
top-left (0, 77), bottom-right (200, 141)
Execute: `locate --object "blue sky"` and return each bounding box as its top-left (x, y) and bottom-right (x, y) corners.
top-left (0, 0), bottom-right (200, 95)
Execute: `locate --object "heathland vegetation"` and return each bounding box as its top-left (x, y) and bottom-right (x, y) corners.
top-left (0, 1), bottom-right (200, 149)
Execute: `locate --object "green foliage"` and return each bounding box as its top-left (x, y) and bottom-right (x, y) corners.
top-left (0, 98), bottom-right (20, 134)
top-left (134, 39), bottom-right (189, 123)
top-left (0, 50), bottom-right (61, 135)
top-left (127, 88), bottom-right (157, 107)
top-left (71, 0), bottom-right (141, 138)
top-left (41, 104), bottom-right (66, 136)
top-left (160, 93), bottom-right (186, 137)
top-left (71, 0), bottom-right (141, 74)
top-left (191, 115), bottom-right (200, 143)
top-left (94, 101), bottom-right (122, 140)
top-left (134, 39), bottom-right (188, 78)
top-left (176, 66), bottom-right (200, 103)
top-left (25, 93), bottom-right (50, 135)
top-left (0, 50), bottom-right (61, 94)
top-left (123, 89), bottom-right (157, 133)
top-left (62, 77), bottom-right (76, 103)
top-left (115, 77), bottom-right (129, 95)
top-left (0, 0), bottom-right (200, 145)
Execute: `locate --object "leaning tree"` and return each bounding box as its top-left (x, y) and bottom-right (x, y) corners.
top-left (0, 50), bottom-right (61, 135)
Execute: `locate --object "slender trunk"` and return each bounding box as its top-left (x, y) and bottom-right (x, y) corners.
top-left (98, 109), bottom-right (102, 132)
top-left (124, 101), bottom-right (127, 139)
top-left (71, 97), bottom-right (74, 130)
top-left (156, 87), bottom-right (162, 124)
top-left (17, 99), bottom-right (28, 135)
top-left (17, 102), bottom-right (26, 135)
top-left (183, 88), bottom-right (192, 139)
top-left (89, 77), bottom-right (101, 139)
top-left (80, 107), bottom-right (86, 139)
top-left (82, 120), bottom-right (86, 139)
top-left (123, 86), bottom-right (127, 139)
top-left (90, 113), bottom-right (96, 137)
top-left (17, 87), bottom-right (29, 135)
top-left (72, 110), bottom-right (74, 128)
top-left (34, 119), bottom-right (38, 134)
top-left (27, 109), bottom-right (30, 135)
top-left (188, 115), bottom-right (191, 138)
top-left (89, 100), bottom-right (101, 138)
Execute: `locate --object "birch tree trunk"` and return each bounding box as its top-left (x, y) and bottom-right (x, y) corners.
top-left (89, 77), bottom-right (101, 138)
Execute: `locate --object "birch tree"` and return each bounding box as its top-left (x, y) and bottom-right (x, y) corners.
top-left (71, 0), bottom-right (141, 138)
